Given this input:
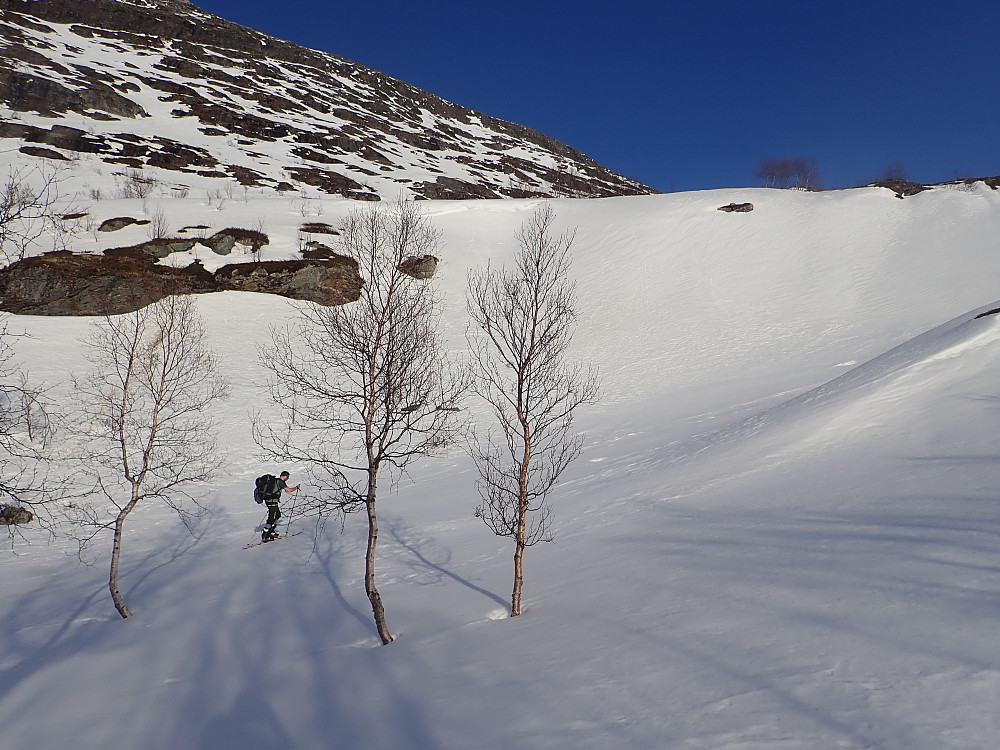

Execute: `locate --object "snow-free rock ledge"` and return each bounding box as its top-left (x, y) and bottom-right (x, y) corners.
top-left (0, 251), bottom-right (363, 315)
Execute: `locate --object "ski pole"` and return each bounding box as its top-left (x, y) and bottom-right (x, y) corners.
top-left (249, 511), bottom-right (267, 544)
top-left (284, 487), bottom-right (300, 536)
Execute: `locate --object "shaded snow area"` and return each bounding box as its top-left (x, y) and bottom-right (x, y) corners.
top-left (3, 186), bottom-right (1000, 749)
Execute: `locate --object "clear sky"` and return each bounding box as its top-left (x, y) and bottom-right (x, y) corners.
top-left (191, 0), bottom-right (1000, 193)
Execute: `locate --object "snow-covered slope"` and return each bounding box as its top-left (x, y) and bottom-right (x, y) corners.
top-left (0, 0), bottom-right (655, 201)
top-left (3, 184), bottom-right (1000, 750)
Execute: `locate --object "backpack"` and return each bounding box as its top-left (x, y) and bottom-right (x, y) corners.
top-left (254, 474), bottom-right (277, 504)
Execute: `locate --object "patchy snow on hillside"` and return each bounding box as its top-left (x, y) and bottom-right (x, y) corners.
top-left (0, 4), bottom-right (651, 200)
top-left (3, 185), bottom-right (1000, 750)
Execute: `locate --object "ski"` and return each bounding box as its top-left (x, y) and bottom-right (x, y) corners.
top-left (243, 530), bottom-right (303, 549)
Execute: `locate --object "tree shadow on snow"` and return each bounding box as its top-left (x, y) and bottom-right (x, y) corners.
top-left (198, 688), bottom-right (297, 749)
top-left (0, 513), bottom-right (218, 709)
top-left (0, 580), bottom-right (110, 706)
top-left (387, 520), bottom-right (508, 609)
top-left (311, 534), bottom-right (378, 635)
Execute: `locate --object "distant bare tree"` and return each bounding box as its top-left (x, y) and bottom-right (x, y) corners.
top-left (789, 157), bottom-right (819, 189)
top-left (466, 204), bottom-right (599, 617)
top-left (115, 167), bottom-right (156, 201)
top-left (147, 207), bottom-right (170, 240)
top-left (256, 198), bottom-right (465, 645)
top-left (754, 157), bottom-right (820, 189)
top-left (754, 157), bottom-right (785, 188)
top-left (66, 296), bottom-right (228, 619)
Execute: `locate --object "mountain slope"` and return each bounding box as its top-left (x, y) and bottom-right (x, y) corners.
top-left (3, 185), bottom-right (1000, 749)
top-left (0, 0), bottom-right (656, 201)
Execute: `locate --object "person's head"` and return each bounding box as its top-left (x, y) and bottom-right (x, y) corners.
top-left (279, 471), bottom-right (290, 480)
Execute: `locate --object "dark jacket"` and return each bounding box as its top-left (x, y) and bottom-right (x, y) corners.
top-left (265, 478), bottom-right (286, 506)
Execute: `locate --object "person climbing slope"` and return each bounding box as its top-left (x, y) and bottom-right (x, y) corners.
top-left (262, 470), bottom-right (300, 542)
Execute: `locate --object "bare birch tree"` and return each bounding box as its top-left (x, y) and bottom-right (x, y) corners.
top-left (0, 164), bottom-right (66, 265)
top-left (66, 295), bottom-right (228, 618)
top-left (0, 318), bottom-right (55, 538)
top-left (754, 157), bottom-right (820, 189)
top-left (256, 199), bottom-right (465, 645)
top-left (466, 203), bottom-right (599, 617)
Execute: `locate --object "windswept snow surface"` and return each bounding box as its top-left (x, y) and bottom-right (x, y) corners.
top-left (4, 186), bottom-right (1000, 749)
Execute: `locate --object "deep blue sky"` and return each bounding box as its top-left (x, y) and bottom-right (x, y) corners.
top-left (192, 0), bottom-right (999, 193)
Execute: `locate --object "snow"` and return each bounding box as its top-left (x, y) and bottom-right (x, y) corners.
top-left (2, 13), bottom-right (637, 202)
top-left (3, 182), bottom-right (1000, 749)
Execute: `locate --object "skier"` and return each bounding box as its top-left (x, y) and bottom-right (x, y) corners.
top-left (262, 471), bottom-right (301, 542)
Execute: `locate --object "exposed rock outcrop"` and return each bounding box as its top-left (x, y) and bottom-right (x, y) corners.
top-left (398, 254), bottom-right (438, 280)
top-left (104, 238), bottom-right (198, 259)
top-left (0, 251), bottom-right (363, 315)
top-left (19, 145), bottom-right (68, 160)
top-left (869, 177), bottom-right (999, 197)
top-left (301, 242), bottom-right (336, 259)
top-left (718, 202), bottom-right (754, 213)
top-left (97, 228), bottom-right (269, 259)
top-left (215, 259), bottom-right (361, 306)
top-left (299, 222), bottom-right (339, 236)
top-left (872, 179), bottom-right (928, 199)
top-left (99, 216), bottom-right (150, 232)
top-left (0, 68), bottom-right (148, 118)
top-left (201, 228), bottom-right (269, 255)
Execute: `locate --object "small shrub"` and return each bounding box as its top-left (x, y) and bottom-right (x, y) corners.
top-left (115, 168), bottom-right (156, 200)
top-left (147, 208), bottom-right (169, 240)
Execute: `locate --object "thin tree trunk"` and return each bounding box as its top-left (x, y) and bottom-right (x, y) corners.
top-left (109, 506), bottom-right (134, 619)
top-left (364, 471), bottom-right (393, 644)
top-left (511, 424), bottom-right (532, 617)
top-left (511, 526), bottom-right (526, 616)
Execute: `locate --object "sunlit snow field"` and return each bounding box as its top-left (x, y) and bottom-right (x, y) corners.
top-left (3, 184), bottom-right (1000, 750)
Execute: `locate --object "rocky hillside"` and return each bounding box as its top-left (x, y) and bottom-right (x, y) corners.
top-left (0, 0), bottom-right (656, 201)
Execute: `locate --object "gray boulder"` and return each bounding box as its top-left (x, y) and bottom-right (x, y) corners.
top-left (398, 254), bottom-right (438, 279)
